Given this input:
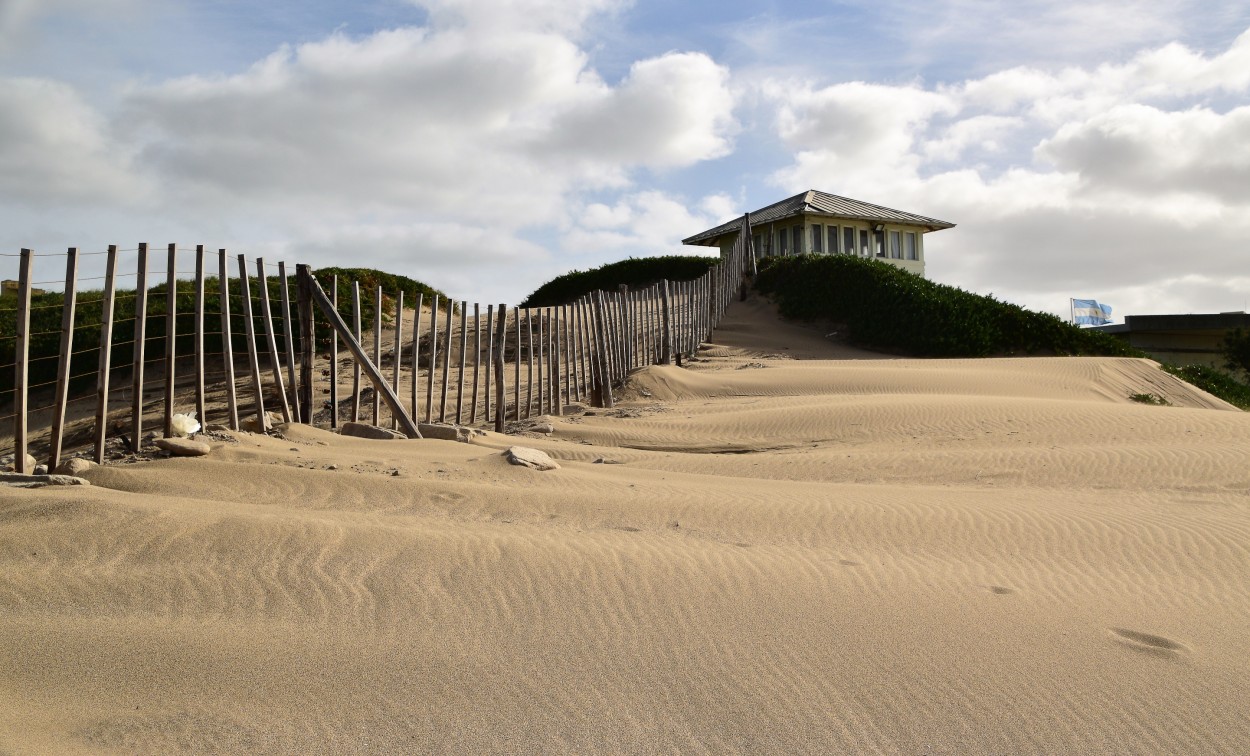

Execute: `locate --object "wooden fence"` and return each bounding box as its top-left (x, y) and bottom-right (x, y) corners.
top-left (1, 219), bottom-right (754, 473)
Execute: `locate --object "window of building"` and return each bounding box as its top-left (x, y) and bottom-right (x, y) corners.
top-left (845, 227), bottom-right (857, 256)
top-left (904, 232), bottom-right (917, 260)
top-left (859, 229), bottom-right (870, 257)
top-left (753, 234), bottom-right (763, 257)
top-left (827, 225), bottom-right (839, 254)
top-left (812, 224), bottom-right (823, 253)
top-left (778, 228), bottom-right (788, 255)
top-left (792, 226), bottom-right (803, 255)
top-left (874, 229), bottom-right (885, 257)
top-left (889, 230), bottom-right (902, 259)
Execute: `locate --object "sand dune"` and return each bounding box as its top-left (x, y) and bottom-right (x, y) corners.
top-left (2, 297), bottom-right (1249, 754)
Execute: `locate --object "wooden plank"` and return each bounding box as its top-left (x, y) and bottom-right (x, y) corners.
top-left (47, 247), bottom-right (79, 469)
top-left (536, 309), bottom-right (545, 415)
top-left (93, 246), bottom-right (119, 463)
top-left (304, 272), bottom-right (421, 439)
top-left (256, 258), bottom-right (292, 423)
top-left (163, 244), bottom-right (177, 438)
top-left (483, 303), bottom-right (493, 424)
top-left (296, 264), bottom-right (315, 425)
top-left (278, 261), bottom-right (301, 423)
top-left (660, 279), bottom-right (673, 365)
top-left (351, 281), bottom-right (362, 422)
top-left (329, 275), bottom-right (339, 428)
top-left (372, 284), bottom-right (382, 425)
top-left (218, 249), bottom-right (239, 431)
top-left (551, 308), bottom-right (562, 416)
top-left (12, 249), bottom-right (33, 473)
top-left (471, 302), bottom-right (481, 423)
top-left (561, 304), bottom-right (572, 407)
top-left (455, 301), bottom-right (467, 424)
top-left (592, 290), bottom-right (614, 408)
top-left (513, 310), bottom-right (521, 420)
top-left (493, 304), bottom-right (507, 433)
top-left (391, 291), bottom-right (404, 430)
top-left (236, 254), bottom-right (266, 428)
top-left (439, 302), bottom-right (452, 423)
top-left (425, 295), bottom-right (438, 423)
top-left (410, 293), bottom-right (423, 422)
top-left (193, 246), bottom-right (206, 426)
top-left (524, 308), bottom-right (534, 419)
top-left (132, 243), bottom-right (149, 447)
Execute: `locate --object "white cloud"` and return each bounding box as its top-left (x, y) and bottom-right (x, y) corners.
top-left (762, 26), bottom-right (1250, 317)
top-left (0, 76), bottom-right (140, 203)
top-left (563, 191), bottom-right (731, 258)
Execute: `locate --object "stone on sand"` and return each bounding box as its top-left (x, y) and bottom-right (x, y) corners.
top-left (155, 438), bottom-right (212, 457)
top-left (53, 458), bottom-right (96, 476)
top-left (1, 473), bottom-right (91, 488)
top-left (339, 422), bottom-right (408, 440)
top-left (505, 446), bottom-right (561, 471)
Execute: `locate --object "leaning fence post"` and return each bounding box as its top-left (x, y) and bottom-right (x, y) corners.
top-left (391, 291), bottom-right (404, 430)
top-left (13, 249), bottom-right (33, 473)
top-left (304, 273), bottom-right (421, 438)
top-left (93, 246), bottom-right (119, 463)
top-left (493, 304), bottom-right (508, 433)
top-left (592, 290), bottom-right (614, 408)
top-left (48, 247), bottom-right (79, 470)
top-left (372, 284), bottom-right (383, 425)
top-left (256, 258), bottom-right (292, 423)
top-left (425, 295), bottom-right (439, 423)
top-left (351, 281), bottom-right (362, 422)
top-left (218, 250), bottom-right (239, 430)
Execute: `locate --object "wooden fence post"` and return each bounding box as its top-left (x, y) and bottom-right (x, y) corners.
top-left (236, 254), bottom-right (267, 429)
top-left (256, 258), bottom-right (292, 423)
top-left (193, 246), bottom-right (206, 426)
top-left (329, 275), bottom-right (339, 428)
top-left (296, 264), bottom-right (315, 424)
top-left (524, 308), bottom-right (534, 419)
top-left (12, 249), bottom-right (33, 472)
top-left (351, 281), bottom-right (362, 422)
top-left (410, 293), bottom-right (423, 422)
top-left (592, 290), bottom-right (614, 408)
top-left (513, 310), bottom-right (521, 420)
top-left (426, 295), bottom-right (438, 423)
top-left (93, 246), bottom-right (119, 463)
top-left (483, 303), bottom-right (492, 424)
top-left (439, 302), bottom-right (453, 422)
top-left (162, 244), bottom-right (177, 438)
top-left (493, 304), bottom-right (508, 433)
top-left (131, 243), bottom-right (149, 447)
top-left (456, 301), bottom-right (467, 424)
top-left (372, 284), bottom-right (383, 425)
top-left (218, 249), bottom-right (239, 431)
top-left (48, 247), bottom-right (78, 469)
top-left (471, 302), bottom-right (481, 423)
top-left (391, 290), bottom-right (404, 430)
top-left (536, 310), bottom-right (545, 415)
top-left (304, 273), bottom-right (421, 438)
top-left (278, 261), bottom-right (301, 423)
top-left (659, 279), bottom-right (673, 365)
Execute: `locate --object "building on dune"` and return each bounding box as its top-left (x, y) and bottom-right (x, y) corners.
top-left (1093, 312), bottom-right (1250, 369)
top-left (682, 190), bottom-right (955, 278)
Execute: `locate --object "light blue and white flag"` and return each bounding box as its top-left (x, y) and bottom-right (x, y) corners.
top-left (1071, 298), bottom-right (1113, 325)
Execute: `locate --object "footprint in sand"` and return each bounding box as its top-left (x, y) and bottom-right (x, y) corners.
top-left (839, 559), bottom-right (862, 567)
top-left (986, 585), bottom-right (1016, 595)
top-left (1110, 628), bottom-right (1188, 656)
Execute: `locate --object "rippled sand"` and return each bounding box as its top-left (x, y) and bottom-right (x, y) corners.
top-left (2, 296), bottom-right (1248, 754)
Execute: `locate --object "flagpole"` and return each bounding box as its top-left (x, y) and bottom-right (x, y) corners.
top-left (1069, 298), bottom-right (1075, 325)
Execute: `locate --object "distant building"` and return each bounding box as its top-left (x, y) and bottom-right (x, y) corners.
top-left (0, 280), bottom-right (46, 299)
top-left (682, 190), bottom-right (956, 278)
top-left (1093, 312), bottom-right (1250, 368)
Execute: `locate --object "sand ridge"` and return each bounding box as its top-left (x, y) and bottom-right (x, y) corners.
top-left (2, 297), bottom-right (1249, 754)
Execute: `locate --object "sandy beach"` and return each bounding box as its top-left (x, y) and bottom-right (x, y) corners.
top-left (2, 296), bottom-right (1248, 754)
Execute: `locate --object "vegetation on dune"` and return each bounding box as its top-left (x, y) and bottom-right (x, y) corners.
top-left (753, 254), bottom-right (1142, 358)
top-left (313, 267), bottom-right (452, 317)
top-left (521, 255), bottom-right (719, 308)
top-left (1160, 364), bottom-right (1250, 410)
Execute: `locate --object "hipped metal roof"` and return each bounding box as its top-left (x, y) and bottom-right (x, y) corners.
top-left (682, 190), bottom-right (956, 246)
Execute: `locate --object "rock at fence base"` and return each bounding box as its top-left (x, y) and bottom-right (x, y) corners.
top-left (593, 458), bottom-right (623, 465)
top-left (33, 464), bottom-right (48, 475)
top-left (241, 412), bottom-right (284, 433)
top-left (339, 422), bottom-right (408, 440)
top-left (531, 423), bottom-right (555, 435)
top-left (1, 453), bottom-right (39, 473)
top-left (417, 423), bottom-right (486, 444)
top-left (505, 446), bottom-right (560, 471)
top-left (154, 438), bottom-right (212, 457)
top-left (1, 473), bottom-right (91, 488)
top-left (53, 458), bottom-right (96, 476)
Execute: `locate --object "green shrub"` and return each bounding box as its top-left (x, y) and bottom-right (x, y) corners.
top-left (522, 255), bottom-right (719, 307)
top-left (753, 254), bottom-right (1142, 358)
top-left (1160, 364), bottom-right (1250, 410)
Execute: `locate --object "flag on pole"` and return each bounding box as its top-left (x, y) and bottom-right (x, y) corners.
top-left (1071, 298), bottom-right (1113, 325)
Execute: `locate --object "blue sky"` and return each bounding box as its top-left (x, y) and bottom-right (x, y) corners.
top-left (3, 0), bottom-right (1250, 316)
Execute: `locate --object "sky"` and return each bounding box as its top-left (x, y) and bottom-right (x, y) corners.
top-left (2, 0), bottom-right (1249, 318)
